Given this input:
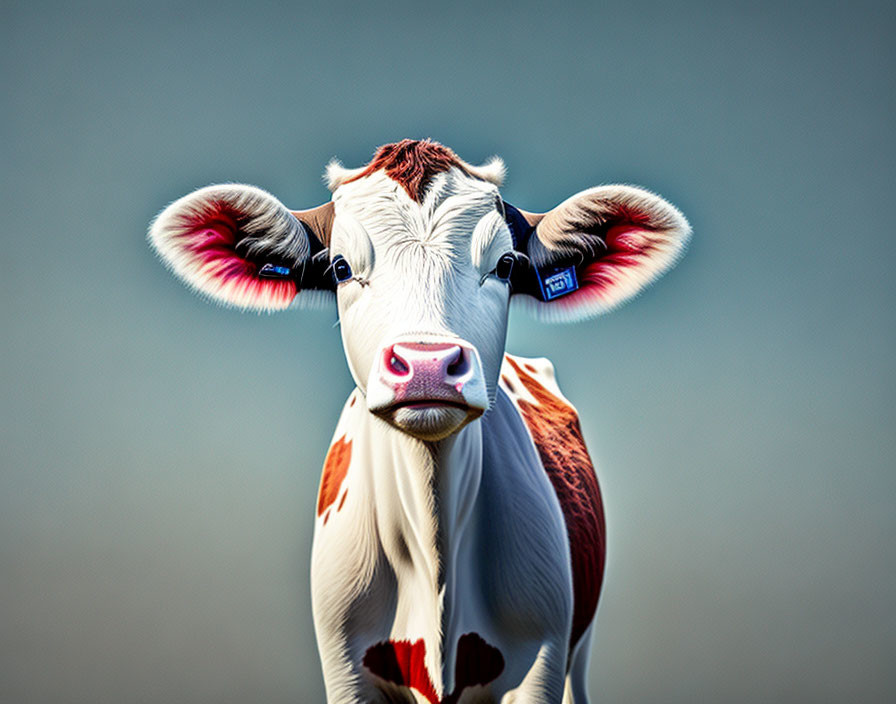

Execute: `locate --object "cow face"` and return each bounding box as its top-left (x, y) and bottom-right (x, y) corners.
top-left (325, 161), bottom-right (511, 441)
top-left (149, 140), bottom-right (690, 442)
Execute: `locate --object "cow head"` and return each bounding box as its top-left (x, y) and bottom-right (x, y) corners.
top-left (149, 140), bottom-right (690, 441)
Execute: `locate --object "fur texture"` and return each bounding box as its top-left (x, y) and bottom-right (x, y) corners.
top-left (327, 140), bottom-right (504, 195)
top-left (312, 376), bottom-right (576, 703)
top-left (329, 165), bottom-right (513, 411)
top-left (148, 184), bottom-right (332, 311)
top-left (520, 185), bottom-right (691, 322)
top-left (148, 140), bottom-right (691, 704)
top-left (501, 356), bottom-right (606, 652)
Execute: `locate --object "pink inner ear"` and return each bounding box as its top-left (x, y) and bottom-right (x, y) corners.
top-left (552, 223), bottom-right (660, 313)
top-left (175, 205), bottom-right (296, 308)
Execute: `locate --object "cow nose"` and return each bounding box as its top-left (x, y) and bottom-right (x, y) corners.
top-left (365, 336), bottom-right (489, 437)
top-left (382, 342), bottom-right (472, 394)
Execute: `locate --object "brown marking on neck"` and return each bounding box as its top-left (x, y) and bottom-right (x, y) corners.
top-left (343, 139), bottom-right (465, 202)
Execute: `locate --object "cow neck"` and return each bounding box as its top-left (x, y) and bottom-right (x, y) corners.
top-left (365, 411), bottom-right (483, 600)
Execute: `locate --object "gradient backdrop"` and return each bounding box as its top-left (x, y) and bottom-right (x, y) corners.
top-left (2, 1), bottom-right (893, 702)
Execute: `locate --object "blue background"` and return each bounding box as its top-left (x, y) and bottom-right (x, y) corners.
top-left (2, 1), bottom-right (893, 701)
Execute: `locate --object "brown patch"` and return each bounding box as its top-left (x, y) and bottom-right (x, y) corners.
top-left (363, 639), bottom-right (438, 704)
top-left (350, 396), bottom-right (356, 407)
top-left (500, 373), bottom-right (519, 396)
top-left (343, 139), bottom-right (465, 202)
top-left (289, 201), bottom-right (334, 248)
top-left (445, 632), bottom-right (505, 704)
top-left (338, 489), bottom-right (348, 511)
top-left (363, 633), bottom-right (504, 704)
top-left (505, 357), bottom-right (606, 652)
top-left (318, 435), bottom-right (352, 516)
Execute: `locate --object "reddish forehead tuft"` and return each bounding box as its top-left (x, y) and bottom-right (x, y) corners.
top-left (344, 139), bottom-right (464, 202)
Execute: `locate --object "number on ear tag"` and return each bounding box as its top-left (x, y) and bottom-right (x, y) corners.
top-left (258, 263), bottom-right (293, 279)
top-left (537, 266), bottom-right (579, 301)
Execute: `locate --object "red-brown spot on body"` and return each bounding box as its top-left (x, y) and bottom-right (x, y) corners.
top-left (349, 396), bottom-right (356, 407)
top-left (444, 633), bottom-right (505, 704)
top-left (505, 357), bottom-right (606, 653)
top-left (343, 139), bottom-right (465, 202)
top-left (337, 489), bottom-right (348, 511)
top-left (363, 639), bottom-right (439, 704)
top-left (317, 435), bottom-right (352, 516)
top-left (363, 633), bottom-right (504, 703)
top-left (500, 373), bottom-right (519, 396)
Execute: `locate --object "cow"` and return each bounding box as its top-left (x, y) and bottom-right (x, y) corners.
top-left (148, 139), bottom-right (690, 703)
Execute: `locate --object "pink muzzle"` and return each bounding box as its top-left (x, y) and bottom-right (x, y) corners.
top-left (366, 338), bottom-right (489, 416)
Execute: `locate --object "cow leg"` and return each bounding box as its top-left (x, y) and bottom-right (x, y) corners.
top-left (316, 646), bottom-right (367, 704)
top-left (562, 621), bottom-right (594, 704)
top-left (500, 640), bottom-right (567, 704)
top-left (319, 653), bottom-right (419, 704)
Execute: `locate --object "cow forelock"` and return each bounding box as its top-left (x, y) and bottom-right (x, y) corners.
top-left (326, 138), bottom-right (505, 200)
top-left (330, 165), bottom-right (513, 417)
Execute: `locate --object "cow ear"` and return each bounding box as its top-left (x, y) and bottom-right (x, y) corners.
top-left (148, 184), bottom-right (335, 312)
top-left (510, 185), bottom-right (690, 322)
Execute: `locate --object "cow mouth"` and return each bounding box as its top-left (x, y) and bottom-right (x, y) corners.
top-left (375, 399), bottom-right (485, 442)
top-left (388, 399), bottom-right (473, 412)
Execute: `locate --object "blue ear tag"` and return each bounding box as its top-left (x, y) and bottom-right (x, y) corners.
top-left (258, 263), bottom-right (293, 278)
top-left (537, 265), bottom-right (579, 301)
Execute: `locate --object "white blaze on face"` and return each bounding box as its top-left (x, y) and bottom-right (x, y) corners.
top-left (328, 167), bottom-right (514, 440)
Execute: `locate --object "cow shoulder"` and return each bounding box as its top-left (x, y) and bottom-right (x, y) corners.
top-left (499, 354), bottom-right (607, 652)
top-left (317, 390), bottom-right (363, 526)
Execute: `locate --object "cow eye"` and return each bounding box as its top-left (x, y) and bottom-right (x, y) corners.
top-left (332, 255), bottom-right (353, 283)
top-left (494, 253), bottom-right (515, 282)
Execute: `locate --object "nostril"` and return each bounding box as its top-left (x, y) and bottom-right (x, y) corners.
top-left (446, 346), bottom-right (469, 378)
top-left (385, 347), bottom-right (410, 376)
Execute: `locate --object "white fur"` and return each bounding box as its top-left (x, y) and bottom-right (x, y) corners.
top-left (521, 184), bottom-right (691, 322)
top-left (312, 380), bottom-right (575, 703)
top-left (325, 154), bottom-right (505, 192)
top-left (313, 166), bottom-right (587, 701)
top-left (330, 167), bottom-right (513, 407)
top-left (148, 183), bottom-right (333, 312)
top-left (150, 149), bottom-right (690, 703)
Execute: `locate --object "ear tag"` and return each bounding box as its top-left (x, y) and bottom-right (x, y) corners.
top-left (258, 263), bottom-right (293, 279)
top-left (537, 265), bottom-right (579, 301)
